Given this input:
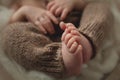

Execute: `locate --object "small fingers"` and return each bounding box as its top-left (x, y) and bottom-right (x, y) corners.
top-left (47, 1), bottom-right (55, 10)
top-left (35, 20), bottom-right (47, 34)
top-left (47, 12), bottom-right (58, 24)
top-left (50, 4), bottom-right (59, 14)
top-left (61, 9), bottom-right (69, 20)
top-left (41, 16), bottom-right (55, 34)
top-left (55, 7), bottom-right (63, 16)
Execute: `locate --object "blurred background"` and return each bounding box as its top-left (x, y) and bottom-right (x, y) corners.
top-left (0, 0), bottom-right (120, 80)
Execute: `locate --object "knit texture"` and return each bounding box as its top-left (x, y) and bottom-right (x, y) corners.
top-left (79, 2), bottom-right (114, 55)
top-left (1, 22), bottom-right (65, 78)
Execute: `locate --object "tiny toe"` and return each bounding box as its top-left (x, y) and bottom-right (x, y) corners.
top-left (66, 23), bottom-right (75, 27)
top-left (74, 45), bottom-right (83, 55)
top-left (61, 31), bottom-right (66, 41)
top-left (66, 23), bottom-right (76, 29)
top-left (73, 36), bottom-right (81, 44)
top-left (60, 22), bottom-right (67, 30)
top-left (64, 33), bottom-right (73, 44)
top-left (61, 28), bottom-right (70, 41)
top-left (66, 26), bottom-right (77, 33)
top-left (67, 37), bottom-right (76, 48)
top-left (71, 30), bottom-right (80, 36)
top-left (69, 42), bottom-right (78, 53)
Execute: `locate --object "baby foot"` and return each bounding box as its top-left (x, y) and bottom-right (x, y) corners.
top-left (60, 22), bottom-right (93, 77)
top-left (61, 23), bottom-right (83, 77)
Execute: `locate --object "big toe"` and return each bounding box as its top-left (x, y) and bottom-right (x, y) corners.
top-left (60, 22), bottom-right (66, 30)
